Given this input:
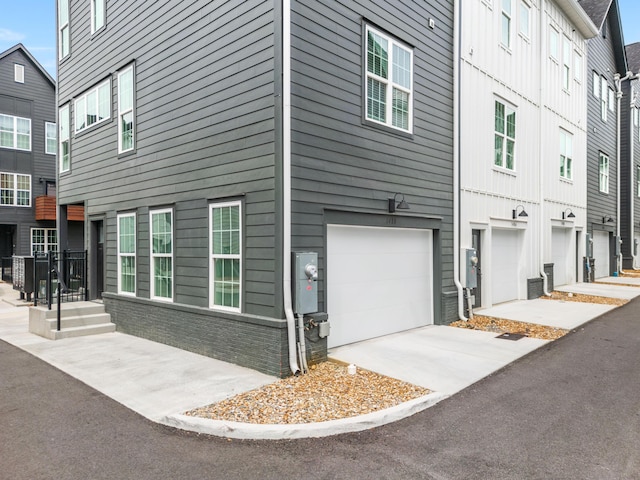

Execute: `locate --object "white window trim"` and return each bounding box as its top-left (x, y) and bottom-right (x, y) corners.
top-left (91, 0), bottom-right (106, 34)
top-left (549, 26), bottom-right (559, 61)
top-left (560, 129), bottom-right (573, 180)
top-left (74, 79), bottom-right (111, 133)
top-left (14, 64), bottom-right (24, 83)
top-left (59, 104), bottom-right (70, 172)
top-left (118, 64), bottom-right (135, 153)
top-left (150, 208), bottom-right (173, 302)
top-left (599, 153), bottom-right (609, 193)
top-left (45, 122), bottom-right (57, 155)
top-left (601, 76), bottom-right (608, 122)
top-left (593, 71), bottom-right (600, 97)
top-left (562, 36), bottom-right (571, 91)
top-left (573, 52), bottom-right (582, 82)
top-left (117, 212), bottom-right (136, 296)
top-left (58, 0), bottom-right (70, 59)
top-left (519, 1), bottom-right (530, 39)
top-left (0, 172), bottom-right (31, 207)
top-left (0, 114), bottom-right (31, 152)
top-left (364, 25), bottom-right (413, 133)
top-left (30, 228), bottom-right (57, 256)
top-left (494, 99), bottom-right (517, 171)
top-left (209, 201), bottom-right (242, 312)
top-left (608, 87), bottom-right (615, 112)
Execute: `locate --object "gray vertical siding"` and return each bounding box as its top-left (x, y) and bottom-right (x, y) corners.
top-left (0, 47), bottom-right (56, 255)
top-left (289, 0), bottom-right (455, 322)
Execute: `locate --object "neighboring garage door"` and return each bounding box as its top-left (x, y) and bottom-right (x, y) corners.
top-left (491, 229), bottom-right (519, 304)
top-left (552, 227), bottom-right (571, 287)
top-left (327, 225), bottom-right (433, 348)
top-left (592, 230), bottom-right (610, 279)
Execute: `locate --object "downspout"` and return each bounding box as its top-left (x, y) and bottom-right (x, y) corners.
top-left (452, 0), bottom-right (467, 320)
top-left (539, 3), bottom-right (550, 295)
top-left (632, 87), bottom-right (638, 268)
top-left (282, 0), bottom-right (300, 375)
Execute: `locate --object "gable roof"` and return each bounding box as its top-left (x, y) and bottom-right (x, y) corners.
top-left (579, 0), bottom-right (628, 74)
top-left (626, 43), bottom-right (640, 75)
top-left (0, 43), bottom-right (55, 87)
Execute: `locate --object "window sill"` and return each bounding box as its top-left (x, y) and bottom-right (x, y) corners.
top-left (499, 43), bottom-right (512, 55)
top-left (559, 177), bottom-right (573, 184)
top-left (493, 165), bottom-right (517, 176)
top-left (362, 119), bottom-right (414, 139)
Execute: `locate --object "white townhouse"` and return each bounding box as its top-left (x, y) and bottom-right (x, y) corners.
top-left (458, 0), bottom-right (598, 310)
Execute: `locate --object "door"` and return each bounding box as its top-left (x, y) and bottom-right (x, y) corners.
top-left (327, 225), bottom-right (434, 348)
top-left (91, 220), bottom-right (104, 299)
top-left (592, 230), bottom-right (610, 279)
top-left (552, 228), bottom-right (571, 287)
top-left (491, 229), bottom-right (519, 304)
top-left (471, 229), bottom-right (482, 308)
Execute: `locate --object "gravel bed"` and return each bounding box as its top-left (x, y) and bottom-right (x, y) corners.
top-left (540, 291), bottom-right (628, 305)
top-left (451, 316), bottom-right (568, 340)
top-left (185, 361), bottom-right (430, 424)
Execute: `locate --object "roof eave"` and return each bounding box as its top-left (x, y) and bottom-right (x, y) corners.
top-left (557, 0), bottom-right (600, 39)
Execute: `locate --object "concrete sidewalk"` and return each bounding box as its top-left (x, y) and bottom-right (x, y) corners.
top-left (0, 279), bottom-right (636, 439)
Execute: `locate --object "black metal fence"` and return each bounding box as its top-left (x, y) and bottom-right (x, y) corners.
top-left (34, 251), bottom-right (87, 309)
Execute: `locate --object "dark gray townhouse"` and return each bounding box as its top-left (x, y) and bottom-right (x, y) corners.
top-left (580, 0), bottom-right (628, 278)
top-left (0, 44), bottom-right (61, 258)
top-left (620, 42), bottom-right (640, 268)
top-left (56, 0), bottom-right (456, 376)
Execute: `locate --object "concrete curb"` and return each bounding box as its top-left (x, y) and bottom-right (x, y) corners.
top-left (161, 391), bottom-right (449, 440)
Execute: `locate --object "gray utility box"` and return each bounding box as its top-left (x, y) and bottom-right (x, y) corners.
top-left (292, 251), bottom-right (318, 315)
top-left (461, 248), bottom-right (478, 289)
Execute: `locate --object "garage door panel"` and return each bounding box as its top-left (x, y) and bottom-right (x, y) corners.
top-left (552, 228), bottom-right (570, 287)
top-left (593, 231), bottom-right (610, 279)
top-left (327, 225), bottom-right (433, 348)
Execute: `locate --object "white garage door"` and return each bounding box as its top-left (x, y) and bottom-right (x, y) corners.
top-left (552, 228), bottom-right (571, 287)
top-left (491, 229), bottom-right (519, 304)
top-left (327, 225), bottom-right (433, 348)
top-left (592, 230), bottom-right (610, 279)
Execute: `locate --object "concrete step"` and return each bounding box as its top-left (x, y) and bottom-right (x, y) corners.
top-left (43, 313), bottom-right (112, 329)
top-left (39, 302), bottom-right (107, 320)
top-left (49, 323), bottom-right (116, 340)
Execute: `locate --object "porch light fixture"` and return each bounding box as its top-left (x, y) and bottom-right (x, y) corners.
top-left (562, 208), bottom-right (575, 220)
top-left (512, 205), bottom-right (528, 219)
top-left (603, 215), bottom-right (614, 224)
top-left (388, 193), bottom-right (410, 213)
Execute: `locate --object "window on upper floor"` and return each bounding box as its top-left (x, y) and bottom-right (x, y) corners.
top-left (519, 1), bottom-right (530, 39)
top-left (210, 201), bottom-right (242, 312)
top-left (91, 0), bottom-right (105, 34)
top-left (0, 173), bottom-right (30, 207)
top-left (0, 114), bottom-right (31, 151)
top-left (501, 0), bottom-right (512, 48)
top-left (637, 165), bottom-right (640, 197)
top-left (494, 100), bottom-right (516, 171)
top-left (58, 0), bottom-right (70, 59)
top-left (59, 104), bottom-right (70, 173)
top-left (117, 212), bottom-right (136, 296)
top-left (608, 87), bottom-right (615, 113)
top-left (599, 153), bottom-right (609, 193)
top-left (74, 79), bottom-right (110, 133)
top-left (118, 64), bottom-right (135, 153)
top-left (549, 27), bottom-right (559, 60)
top-left (559, 129), bottom-right (573, 180)
top-left (150, 208), bottom-right (173, 301)
top-left (634, 107), bottom-right (639, 128)
top-left (31, 228), bottom-right (57, 255)
top-left (562, 37), bottom-right (571, 91)
top-left (601, 76), bottom-right (608, 122)
top-left (14, 64), bottom-right (24, 83)
top-left (45, 122), bottom-right (56, 155)
top-left (365, 26), bottom-right (413, 133)
top-left (593, 71), bottom-right (600, 97)
top-left (574, 53), bottom-right (582, 83)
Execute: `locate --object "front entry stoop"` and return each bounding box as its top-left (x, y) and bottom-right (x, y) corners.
top-left (28, 302), bottom-right (115, 340)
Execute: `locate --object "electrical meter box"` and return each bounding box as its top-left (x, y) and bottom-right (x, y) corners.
top-left (461, 248), bottom-right (478, 289)
top-left (586, 233), bottom-right (593, 258)
top-left (293, 251), bottom-right (318, 315)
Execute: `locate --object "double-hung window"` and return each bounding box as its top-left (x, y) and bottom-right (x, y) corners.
top-left (150, 209), bottom-right (173, 301)
top-left (0, 173), bottom-right (31, 207)
top-left (91, 0), bottom-right (105, 33)
top-left (601, 76), bottom-right (608, 121)
top-left (599, 153), bottom-right (609, 193)
top-left (118, 65), bottom-right (135, 153)
top-left (593, 71), bottom-right (600, 97)
top-left (74, 79), bottom-right (110, 132)
top-left (549, 27), bottom-right (559, 60)
top-left (58, 0), bottom-right (70, 59)
top-left (117, 213), bottom-right (136, 295)
top-left (519, 2), bottom-right (530, 38)
top-left (494, 100), bottom-right (516, 170)
top-left (560, 130), bottom-right (573, 180)
top-left (59, 105), bottom-right (70, 172)
top-left (608, 87), bottom-right (615, 114)
top-left (574, 52), bottom-right (582, 82)
top-left (501, 0), bottom-right (512, 48)
top-left (31, 228), bottom-right (57, 255)
top-left (210, 201), bottom-right (241, 311)
top-left (365, 26), bottom-right (413, 133)
top-left (45, 122), bottom-right (57, 155)
top-left (562, 37), bottom-right (571, 91)
top-left (0, 114), bottom-right (31, 151)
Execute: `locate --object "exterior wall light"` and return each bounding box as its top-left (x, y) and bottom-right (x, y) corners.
top-left (388, 193), bottom-right (410, 213)
top-left (562, 208), bottom-right (575, 219)
top-left (512, 205), bottom-right (528, 219)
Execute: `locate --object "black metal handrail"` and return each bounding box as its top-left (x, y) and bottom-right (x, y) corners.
top-left (34, 250), bottom-right (87, 311)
